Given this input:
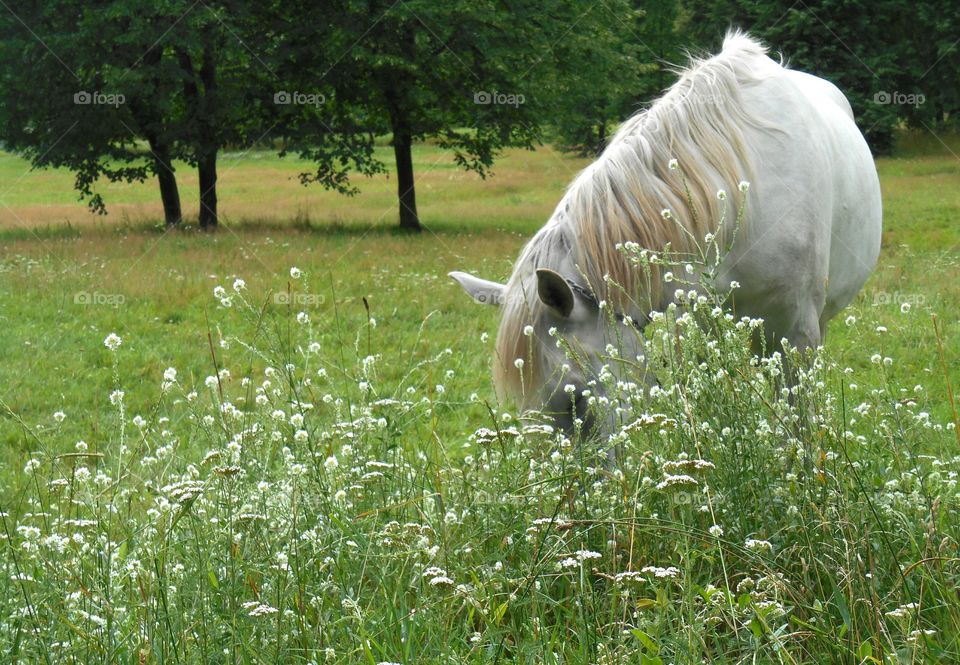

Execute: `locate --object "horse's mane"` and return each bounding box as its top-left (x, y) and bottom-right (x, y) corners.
top-left (496, 31), bottom-right (776, 403)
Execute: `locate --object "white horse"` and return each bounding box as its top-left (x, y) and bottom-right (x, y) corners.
top-left (451, 32), bottom-right (882, 434)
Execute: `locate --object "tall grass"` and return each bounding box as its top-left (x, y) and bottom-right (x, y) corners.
top-left (1, 259), bottom-right (958, 664)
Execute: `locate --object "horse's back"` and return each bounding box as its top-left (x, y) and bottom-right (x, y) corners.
top-left (725, 57), bottom-right (882, 345)
top-left (777, 67), bottom-right (882, 321)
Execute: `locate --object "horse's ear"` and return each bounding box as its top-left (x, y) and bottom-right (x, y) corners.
top-left (448, 271), bottom-right (505, 307)
top-left (536, 269), bottom-right (574, 317)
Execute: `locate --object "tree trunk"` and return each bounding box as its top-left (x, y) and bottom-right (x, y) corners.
top-left (198, 149), bottom-right (218, 229)
top-left (392, 128), bottom-right (420, 232)
top-left (149, 139), bottom-right (182, 227)
top-left (197, 36), bottom-right (218, 230)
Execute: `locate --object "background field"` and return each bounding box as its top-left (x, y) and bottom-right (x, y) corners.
top-left (1, 133), bottom-right (958, 451)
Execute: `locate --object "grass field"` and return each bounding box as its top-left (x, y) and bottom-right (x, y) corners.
top-left (0, 133), bottom-right (959, 662)
top-left (1, 134), bottom-right (958, 443)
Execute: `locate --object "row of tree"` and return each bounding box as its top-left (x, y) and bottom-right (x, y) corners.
top-left (0, 1), bottom-right (955, 231)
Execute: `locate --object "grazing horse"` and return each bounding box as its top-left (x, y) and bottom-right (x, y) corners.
top-left (450, 32), bottom-right (882, 436)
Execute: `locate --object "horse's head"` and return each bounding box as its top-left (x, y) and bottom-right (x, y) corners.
top-left (450, 266), bottom-right (648, 439)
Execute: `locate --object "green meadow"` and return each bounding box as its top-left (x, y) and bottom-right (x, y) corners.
top-left (0, 133), bottom-right (958, 662)
top-left (1, 135), bottom-right (957, 445)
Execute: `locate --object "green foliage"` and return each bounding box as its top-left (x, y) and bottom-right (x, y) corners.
top-left (544, 2), bottom-right (644, 156)
top-left (0, 1), bottom-right (163, 213)
top-left (263, 0), bottom-right (602, 228)
top-left (3, 0), bottom-right (956, 223)
top-left (549, 0), bottom-right (691, 156)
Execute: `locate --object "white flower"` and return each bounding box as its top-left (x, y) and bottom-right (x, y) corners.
top-left (845, 315), bottom-right (856, 326)
top-left (564, 384), bottom-right (576, 394)
top-left (232, 278), bottom-right (246, 292)
top-left (660, 208), bottom-right (672, 220)
top-left (885, 602), bottom-right (918, 619)
top-left (900, 302), bottom-right (911, 313)
top-left (744, 538), bottom-right (773, 552)
top-left (109, 390), bottom-right (124, 405)
top-left (53, 411), bottom-right (66, 423)
top-left (709, 525), bottom-right (724, 537)
top-left (738, 180), bottom-right (750, 193)
top-left (523, 325), bottom-right (534, 336)
top-left (163, 367), bottom-right (177, 382)
top-left (613, 571), bottom-right (645, 584)
top-left (422, 567), bottom-right (453, 586)
top-left (656, 474), bottom-right (698, 490)
top-left (103, 333), bottom-right (122, 351)
top-left (641, 565), bottom-right (680, 578)
top-left (290, 266), bottom-right (302, 279)
top-left (716, 189), bottom-right (727, 201)
top-left (244, 602), bottom-right (278, 617)
top-left (668, 158), bottom-right (679, 170)
top-left (514, 358), bottom-right (524, 369)
top-left (297, 311), bottom-right (309, 325)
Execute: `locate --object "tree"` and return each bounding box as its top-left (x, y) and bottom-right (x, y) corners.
top-left (269, 0), bottom-right (629, 231)
top-left (0, 0), bottom-right (415, 230)
top-left (0, 1), bottom-right (188, 226)
top-left (166, 1), bottom-right (265, 229)
top-left (548, 5), bottom-right (649, 156)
